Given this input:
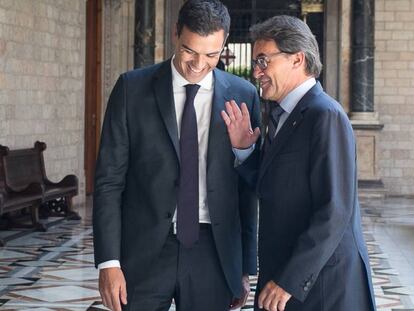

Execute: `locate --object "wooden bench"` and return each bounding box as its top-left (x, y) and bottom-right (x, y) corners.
top-left (0, 141), bottom-right (80, 245)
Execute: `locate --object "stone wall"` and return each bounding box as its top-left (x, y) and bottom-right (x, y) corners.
top-left (0, 0), bottom-right (86, 203)
top-left (375, 0), bottom-right (414, 195)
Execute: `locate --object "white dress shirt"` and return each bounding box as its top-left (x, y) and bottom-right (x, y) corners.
top-left (99, 58), bottom-right (214, 270)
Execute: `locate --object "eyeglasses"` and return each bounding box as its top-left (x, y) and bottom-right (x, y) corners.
top-left (251, 51), bottom-right (286, 70)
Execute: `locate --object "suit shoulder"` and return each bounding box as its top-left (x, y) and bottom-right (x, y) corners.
top-left (121, 61), bottom-right (167, 81)
top-left (308, 91), bottom-right (346, 116)
top-left (215, 69), bottom-right (257, 92)
top-left (306, 91), bottom-right (353, 134)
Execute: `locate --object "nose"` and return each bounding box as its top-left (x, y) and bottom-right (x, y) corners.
top-left (253, 65), bottom-right (264, 79)
top-left (192, 54), bottom-right (207, 70)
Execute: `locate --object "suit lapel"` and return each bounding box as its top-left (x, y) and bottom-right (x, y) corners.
top-left (258, 106), bottom-right (305, 182)
top-left (153, 60), bottom-right (180, 162)
top-left (207, 69), bottom-right (232, 169)
top-left (257, 82), bottom-right (323, 184)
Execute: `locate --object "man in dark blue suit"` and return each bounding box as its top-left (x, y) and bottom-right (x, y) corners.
top-left (93, 1), bottom-right (260, 310)
top-left (222, 15), bottom-right (376, 311)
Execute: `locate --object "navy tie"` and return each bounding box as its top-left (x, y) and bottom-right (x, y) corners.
top-left (264, 104), bottom-right (284, 152)
top-left (177, 84), bottom-right (200, 248)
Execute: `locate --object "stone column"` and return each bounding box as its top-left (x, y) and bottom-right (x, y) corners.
top-left (134, 0), bottom-right (155, 68)
top-left (351, 0), bottom-right (374, 113)
top-left (350, 0), bottom-right (385, 198)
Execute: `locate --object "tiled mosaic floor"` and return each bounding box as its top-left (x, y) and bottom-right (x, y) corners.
top-left (0, 198), bottom-right (413, 310)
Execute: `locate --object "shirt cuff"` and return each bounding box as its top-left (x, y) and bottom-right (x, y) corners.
top-left (233, 144), bottom-right (255, 164)
top-left (98, 260), bottom-right (121, 270)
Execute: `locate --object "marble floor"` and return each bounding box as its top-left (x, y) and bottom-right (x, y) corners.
top-left (0, 197), bottom-right (413, 310)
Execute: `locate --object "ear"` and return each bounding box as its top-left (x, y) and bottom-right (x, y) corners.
top-left (292, 51), bottom-right (305, 69)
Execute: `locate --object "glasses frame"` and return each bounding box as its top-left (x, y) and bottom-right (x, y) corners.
top-left (251, 51), bottom-right (287, 70)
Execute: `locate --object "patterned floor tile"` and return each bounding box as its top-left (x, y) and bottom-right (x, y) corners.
top-left (0, 197), bottom-right (413, 310)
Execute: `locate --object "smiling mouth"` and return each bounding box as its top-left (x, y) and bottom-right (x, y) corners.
top-left (188, 65), bottom-right (205, 74)
top-left (260, 79), bottom-right (271, 88)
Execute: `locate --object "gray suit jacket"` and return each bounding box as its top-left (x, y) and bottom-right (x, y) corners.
top-left (93, 59), bottom-right (261, 297)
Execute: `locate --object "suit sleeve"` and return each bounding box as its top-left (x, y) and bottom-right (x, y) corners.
top-left (239, 89), bottom-right (261, 275)
top-left (93, 75), bottom-right (129, 267)
top-left (276, 107), bottom-right (357, 302)
top-left (235, 91), bottom-right (262, 190)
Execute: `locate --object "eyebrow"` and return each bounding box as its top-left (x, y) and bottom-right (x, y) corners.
top-left (181, 44), bottom-right (222, 56)
top-left (255, 53), bottom-right (269, 58)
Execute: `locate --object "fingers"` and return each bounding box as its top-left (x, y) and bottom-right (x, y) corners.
top-left (221, 110), bottom-right (231, 126)
top-left (230, 100), bottom-right (243, 119)
top-left (253, 127), bottom-right (261, 140)
top-left (225, 101), bottom-right (237, 122)
top-left (229, 297), bottom-right (241, 310)
top-left (101, 295), bottom-right (108, 310)
top-left (101, 287), bottom-right (120, 311)
top-left (225, 100), bottom-right (243, 121)
top-left (258, 281), bottom-right (291, 311)
top-left (99, 268), bottom-right (127, 311)
top-left (277, 298), bottom-right (288, 311)
top-left (230, 292), bottom-right (249, 309)
top-left (262, 289), bottom-right (276, 311)
top-left (240, 102), bottom-right (251, 120)
top-left (120, 281), bottom-right (128, 305)
top-left (240, 294), bottom-right (249, 308)
top-left (258, 285), bottom-right (269, 309)
top-left (111, 292), bottom-right (122, 311)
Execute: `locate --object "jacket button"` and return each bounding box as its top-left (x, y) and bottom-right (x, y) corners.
top-left (166, 212), bottom-right (172, 218)
top-left (174, 179), bottom-right (179, 187)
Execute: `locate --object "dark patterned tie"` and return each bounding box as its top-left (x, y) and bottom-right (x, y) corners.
top-left (264, 104), bottom-right (284, 152)
top-left (177, 84), bottom-right (200, 248)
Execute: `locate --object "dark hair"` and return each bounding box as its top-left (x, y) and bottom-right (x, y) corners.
top-left (250, 15), bottom-right (322, 77)
top-left (177, 0), bottom-right (230, 37)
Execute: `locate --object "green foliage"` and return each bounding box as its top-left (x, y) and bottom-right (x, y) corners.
top-left (226, 66), bottom-right (252, 79)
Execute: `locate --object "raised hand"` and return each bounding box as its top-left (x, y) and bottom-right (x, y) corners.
top-left (221, 100), bottom-right (261, 149)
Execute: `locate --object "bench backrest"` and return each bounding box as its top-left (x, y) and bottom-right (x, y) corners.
top-left (0, 142), bottom-right (47, 192)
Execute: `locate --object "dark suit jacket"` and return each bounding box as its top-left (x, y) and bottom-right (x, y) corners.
top-left (239, 83), bottom-right (376, 310)
top-left (93, 59), bottom-right (260, 297)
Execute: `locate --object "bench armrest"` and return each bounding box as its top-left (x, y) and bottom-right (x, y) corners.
top-left (8, 182), bottom-right (43, 196)
top-left (44, 174), bottom-right (78, 188)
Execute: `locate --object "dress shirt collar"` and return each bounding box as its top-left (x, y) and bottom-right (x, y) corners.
top-left (171, 56), bottom-right (214, 91)
top-left (279, 77), bottom-right (316, 114)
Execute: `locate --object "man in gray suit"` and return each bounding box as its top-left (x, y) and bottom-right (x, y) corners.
top-left (93, 1), bottom-right (260, 310)
top-left (222, 15), bottom-right (376, 311)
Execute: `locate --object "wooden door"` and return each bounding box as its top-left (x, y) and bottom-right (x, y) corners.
top-left (84, 0), bottom-right (102, 195)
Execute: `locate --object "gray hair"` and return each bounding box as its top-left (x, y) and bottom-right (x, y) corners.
top-left (250, 15), bottom-right (322, 77)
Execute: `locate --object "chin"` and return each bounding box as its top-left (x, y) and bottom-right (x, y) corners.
top-left (186, 74), bottom-right (204, 83)
top-left (261, 90), bottom-right (272, 100)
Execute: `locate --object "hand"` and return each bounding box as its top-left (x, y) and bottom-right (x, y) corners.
top-left (258, 281), bottom-right (292, 311)
top-left (221, 100), bottom-right (261, 149)
top-left (230, 275), bottom-right (250, 309)
top-left (99, 267), bottom-right (128, 311)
